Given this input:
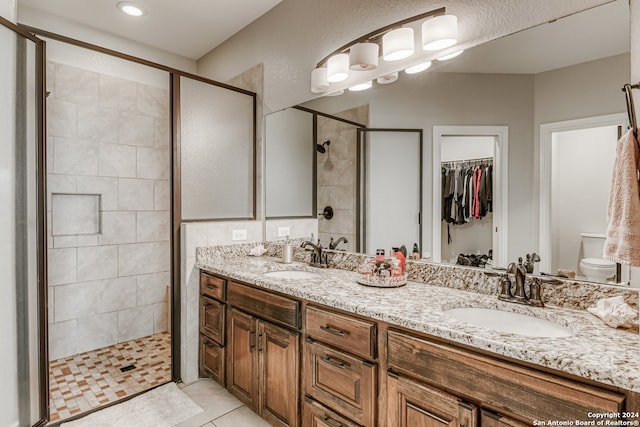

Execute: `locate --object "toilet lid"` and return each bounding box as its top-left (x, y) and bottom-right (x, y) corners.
top-left (582, 258), bottom-right (615, 267)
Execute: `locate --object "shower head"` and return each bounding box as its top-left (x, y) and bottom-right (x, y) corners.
top-left (317, 140), bottom-right (330, 153)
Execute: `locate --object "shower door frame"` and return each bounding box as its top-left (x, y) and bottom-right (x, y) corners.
top-left (0, 15), bottom-right (48, 427)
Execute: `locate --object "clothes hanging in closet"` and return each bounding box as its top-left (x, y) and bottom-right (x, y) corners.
top-left (441, 158), bottom-right (493, 225)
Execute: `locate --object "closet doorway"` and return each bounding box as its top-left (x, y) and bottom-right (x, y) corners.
top-left (433, 126), bottom-right (508, 268)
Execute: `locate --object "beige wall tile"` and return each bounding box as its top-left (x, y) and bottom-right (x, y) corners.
top-left (53, 138), bottom-right (99, 176)
top-left (78, 105), bottom-right (119, 142)
top-left (76, 245), bottom-right (118, 282)
top-left (118, 178), bottom-right (154, 211)
top-left (98, 143), bottom-right (137, 178)
top-left (118, 306), bottom-right (154, 342)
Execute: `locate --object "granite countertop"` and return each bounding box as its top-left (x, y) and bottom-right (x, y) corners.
top-left (196, 255), bottom-right (640, 393)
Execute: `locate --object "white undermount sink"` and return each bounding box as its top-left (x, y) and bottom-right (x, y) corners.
top-left (262, 270), bottom-right (321, 279)
top-left (443, 307), bottom-right (574, 338)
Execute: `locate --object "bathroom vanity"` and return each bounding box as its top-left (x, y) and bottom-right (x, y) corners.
top-left (196, 248), bottom-right (639, 427)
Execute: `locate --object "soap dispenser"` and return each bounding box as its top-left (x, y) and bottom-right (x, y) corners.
top-left (282, 236), bottom-right (293, 264)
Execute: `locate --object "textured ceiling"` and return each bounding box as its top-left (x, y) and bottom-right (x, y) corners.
top-left (17, 0), bottom-right (282, 59)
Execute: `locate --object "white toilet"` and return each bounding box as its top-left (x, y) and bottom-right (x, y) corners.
top-left (578, 233), bottom-right (616, 282)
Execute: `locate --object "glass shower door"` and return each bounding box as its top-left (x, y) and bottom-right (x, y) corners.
top-left (0, 16), bottom-right (47, 427)
top-left (359, 128), bottom-right (423, 256)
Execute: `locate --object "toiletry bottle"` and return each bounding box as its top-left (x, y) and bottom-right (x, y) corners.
top-left (412, 243), bottom-right (420, 260)
top-left (375, 249), bottom-right (385, 262)
top-left (282, 236), bottom-right (293, 264)
top-left (395, 249), bottom-right (406, 274)
top-left (392, 258), bottom-right (402, 277)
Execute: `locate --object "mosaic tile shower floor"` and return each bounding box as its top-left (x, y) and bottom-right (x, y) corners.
top-left (48, 332), bottom-right (171, 424)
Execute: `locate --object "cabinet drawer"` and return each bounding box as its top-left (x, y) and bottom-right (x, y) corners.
top-left (227, 281), bottom-right (300, 330)
top-left (304, 338), bottom-right (376, 426)
top-left (200, 334), bottom-right (225, 386)
top-left (306, 305), bottom-right (375, 360)
top-left (387, 371), bottom-right (477, 427)
top-left (200, 272), bottom-right (226, 301)
top-left (387, 329), bottom-right (624, 422)
top-left (303, 396), bottom-right (361, 427)
top-left (200, 296), bottom-right (225, 345)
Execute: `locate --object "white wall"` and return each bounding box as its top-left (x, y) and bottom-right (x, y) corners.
top-left (551, 126), bottom-right (618, 275)
top-left (1, 0), bottom-right (21, 426)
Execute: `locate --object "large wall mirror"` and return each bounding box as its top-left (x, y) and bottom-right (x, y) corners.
top-left (264, 0), bottom-right (630, 285)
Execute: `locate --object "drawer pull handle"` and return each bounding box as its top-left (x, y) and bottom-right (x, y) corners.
top-left (249, 330), bottom-right (256, 352)
top-left (321, 355), bottom-right (347, 369)
top-left (320, 325), bottom-right (345, 336)
top-left (407, 402), bottom-right (449, 424)
top-left (323, 415), bottom-right (343, 427)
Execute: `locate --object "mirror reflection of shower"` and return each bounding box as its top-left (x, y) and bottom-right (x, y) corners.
top-left (317, 140), bottom-right (330, 153)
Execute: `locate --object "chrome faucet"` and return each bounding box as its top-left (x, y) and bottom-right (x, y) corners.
top-left (329, 236), bottom-right (348, 250)
top-left (300, 240), bottom-right (328, 268)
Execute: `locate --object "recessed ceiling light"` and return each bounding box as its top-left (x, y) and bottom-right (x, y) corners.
top-left (117, 2), bottom-right (146, 17)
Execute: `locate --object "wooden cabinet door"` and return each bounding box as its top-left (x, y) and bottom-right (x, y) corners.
top-left (304, 338), bottom-right (376, 426)
top-left (303, 397), bottom-right (361, 427)
top-left (200, 296), bottom-right (225, 345)
top-left (258, 320), bottom-right (300, 427)
top-left (200, 334), bottom-right (225, 386)
top-left (226, 308), bottom-right (257, 409)
top-left (387, 372), bottom-right (477, 427)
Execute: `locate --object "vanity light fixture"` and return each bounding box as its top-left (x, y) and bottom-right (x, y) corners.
top-left (349, 81), bottom-right (373, 91)
top-left (382, 28), bottom-right (415, 61)
top-left (311, 67), bottom-right (329, 93)
top-left (422, 15), bottom-right (457, 51)
top-left (325, 89), bottom-right (344, 97)
top-left (377, 72), bottom-right (398, 84)
top-left (117, 1), bottom-right (146, 17)
top-left (327, 53), bottom-right (350, 83)
top-left (310, 7), bottom-right (459, 94)
top-left (436, 49), bottom-right (464, 61)
top-left (350, 42), bottom-right (379, 70)
top-left (405, 60), bottom-right (432, 74)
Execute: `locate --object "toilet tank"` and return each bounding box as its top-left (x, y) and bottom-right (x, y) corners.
top-left (580, 233), bottom-right (606, 258)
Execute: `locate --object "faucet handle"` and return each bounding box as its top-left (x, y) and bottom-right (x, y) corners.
top-left (528, 278), bottom-right (544, 307)
top-left (485, 271), bottom-right (513, 300)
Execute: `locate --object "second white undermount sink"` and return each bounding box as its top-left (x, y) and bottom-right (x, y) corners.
top-left (443, 307), bottom-right (574, 338)
top-left (262, 270), bottom-right (321, 279)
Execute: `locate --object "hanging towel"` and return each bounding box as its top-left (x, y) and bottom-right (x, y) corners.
top-left (603, 129), bottom-right (640, 266)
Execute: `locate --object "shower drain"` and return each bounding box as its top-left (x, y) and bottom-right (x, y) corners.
top-left (120, 364), bottom-right (136, 373)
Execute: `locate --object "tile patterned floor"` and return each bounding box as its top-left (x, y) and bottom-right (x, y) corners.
top-left (177, 379), bottom-right (270, 427)
top-left (48, 332), bottom-right (172, 424)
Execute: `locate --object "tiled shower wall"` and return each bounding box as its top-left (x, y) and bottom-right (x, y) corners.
top-left (46, 61), bottom-right (171, 360)
top-left (317, 105), bottom-right (368, 253)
